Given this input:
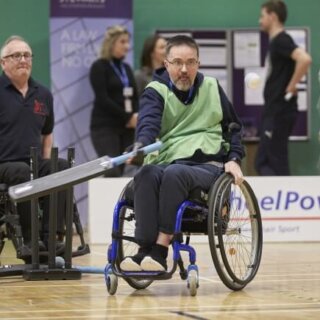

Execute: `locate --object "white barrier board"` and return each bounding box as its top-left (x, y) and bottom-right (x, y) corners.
top-left (88, 176), bottom-right (320, 244)
top-left (247, 176), bottom-right (320, 242)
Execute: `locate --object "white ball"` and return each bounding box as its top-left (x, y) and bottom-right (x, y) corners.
top-left (55, 256), bottom-right (65, 268)
top-left (245, 72), bottom-right (261, 89)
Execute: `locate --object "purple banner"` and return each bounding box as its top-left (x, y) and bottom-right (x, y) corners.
top-left (49, 0), bottom-right (133, 226)
top-left (158, 28), bottom-right (309, 141)
top-left (51, 0), bottom-right (132, 18)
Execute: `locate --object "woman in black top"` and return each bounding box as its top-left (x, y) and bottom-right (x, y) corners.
top-left (90, 25), bottom-right (138, 176)
top-left (134, 34), bottom-right (167, 96)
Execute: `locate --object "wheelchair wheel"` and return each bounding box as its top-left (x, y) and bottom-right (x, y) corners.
top-left (116, 206), bottom-right (153, 290)
top-left (207, 173), bottom-right (263, 290)
top-left (115, 182), bottom-right (153, 290)
top-left (187, 267), bottom-right (199, 297)
top-left (106, 272), bottom-right (118, 295)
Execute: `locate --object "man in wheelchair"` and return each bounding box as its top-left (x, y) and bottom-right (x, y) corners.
top-left (120, 35), bottom-right (245, 272)
top-left (0, 35), bottom-right (68, 256)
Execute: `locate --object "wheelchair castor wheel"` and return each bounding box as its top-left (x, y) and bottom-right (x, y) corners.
top-left (106, 273), bottom-right (118, 295)
top-left (187, 266), bottom-right (199, 296)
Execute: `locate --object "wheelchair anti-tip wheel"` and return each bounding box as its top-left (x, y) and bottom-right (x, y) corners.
top-left (208, 173), bottom-right (263, 291)
top-left (115, 182), bottom-right (153, 290)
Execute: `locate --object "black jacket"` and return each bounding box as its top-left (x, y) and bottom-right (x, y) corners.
top-left (90, 58), bottom-right (139, 130)
top-left (136, 68), bottom-right (245, 163)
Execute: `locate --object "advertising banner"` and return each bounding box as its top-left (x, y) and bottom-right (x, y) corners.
top-left (247, 177), bottom-right (320, 241)
top-left (49, 0), bottom-right (133, 225)
top-left (89, 177), bottom-right (320, 244)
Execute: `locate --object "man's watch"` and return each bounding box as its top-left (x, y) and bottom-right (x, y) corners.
top-left (230, 157), bottom-right (241, 165)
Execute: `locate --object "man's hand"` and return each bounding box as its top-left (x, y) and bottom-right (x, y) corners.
top-left (126, 113), bottom-right (138, 129)
top-left (224, 160), bottom-right (244, 185)
top-left (125, 142), bottom-right (144, 166)
top-left (286, 47), bottom-right (312, 99)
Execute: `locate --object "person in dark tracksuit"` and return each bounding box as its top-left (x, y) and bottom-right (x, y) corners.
top-left (255, 0), bottom-right (311, 176)
top-left (120, 35), bottom-right (245, 272)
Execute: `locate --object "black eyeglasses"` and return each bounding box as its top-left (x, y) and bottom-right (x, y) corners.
top-left (2, 52), bottom-right (33, 62)
top-left (166, 59), bottom-right (199, 69)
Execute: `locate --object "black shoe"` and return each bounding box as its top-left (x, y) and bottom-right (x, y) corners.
top-left (24, 240), bottom-right (47, 252)
top-left (141, 244), bottom-right (168, 271)
top-left (120, 247), bottom-right (150, 271)
top-left (55, 241), bottom-right (65, 255)
top-left (18, 240), bottom-right (47, 262)
top-left (44, 240), bottom-right (65, 254)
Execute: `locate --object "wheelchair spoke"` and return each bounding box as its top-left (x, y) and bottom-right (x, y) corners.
top-left (114, 182), bottom-right (154, 290)
top-left (208, 174), bottom-right (263, 290)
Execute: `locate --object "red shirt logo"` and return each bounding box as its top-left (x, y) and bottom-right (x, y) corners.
top-left (33, 99), bottom-right (47, 115)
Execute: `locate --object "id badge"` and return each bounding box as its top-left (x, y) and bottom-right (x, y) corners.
top-left (123, 87), bottom-right (133, 98)
top-left (125, 98), bottom-right (133, 113)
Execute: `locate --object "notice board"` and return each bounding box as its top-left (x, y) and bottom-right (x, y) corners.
top-left (157, 28), bottom-right (310, 141)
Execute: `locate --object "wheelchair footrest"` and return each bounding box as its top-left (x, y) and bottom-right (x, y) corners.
top-left (120, 270), bottom-right (172, 280)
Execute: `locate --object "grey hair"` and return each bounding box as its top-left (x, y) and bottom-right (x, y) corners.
top-left (0, 35), bottom-right (30, 58)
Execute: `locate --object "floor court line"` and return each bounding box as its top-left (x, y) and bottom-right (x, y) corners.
top-left (4, 308), bottom-right (320, 320)
top-left (1, 243), bottom-right (320, 320)
top-left (4, 302), bottom-right (320, 314)
top-left (2, 274), bottom-right (319, 289)
top-left (257, 273), bottom-right (320, 277)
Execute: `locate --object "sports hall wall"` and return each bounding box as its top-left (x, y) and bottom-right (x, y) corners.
top-left (1, 0), bottom-right (319, 175)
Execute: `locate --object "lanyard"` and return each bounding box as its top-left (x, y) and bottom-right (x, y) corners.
top-left (169, 80), bottom-right (194, 104)
top-left (110, 61), bottom-right (130, 87)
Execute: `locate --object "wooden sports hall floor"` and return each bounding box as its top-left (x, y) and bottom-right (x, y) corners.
top-left (1, 241), bottom-right (320, 320)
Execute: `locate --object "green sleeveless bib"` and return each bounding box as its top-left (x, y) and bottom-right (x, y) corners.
top-left (144, 77), bottom-right (229, 164)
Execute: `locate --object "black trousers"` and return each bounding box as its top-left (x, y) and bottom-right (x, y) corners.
top-left (91, 126), bottom-right (135, 177)
top-left (0, 159), bottom-right (69, 242)
top-left (255, 103), bottom-right (298, 176)
top-left (133, 163), bottom-right (224, 247)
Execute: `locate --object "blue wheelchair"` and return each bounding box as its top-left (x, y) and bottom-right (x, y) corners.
top-left (104, 172), bottom-right (263, 296)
